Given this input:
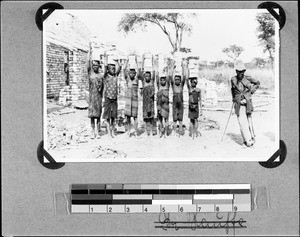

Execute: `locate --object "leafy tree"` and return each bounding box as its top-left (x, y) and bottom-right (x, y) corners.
top-left (118, 13), bottom-right (194, 53)
top-left (251, 57), bottom-right (267, 68)
top-left (256, 13), bottom-right (275, 64)
top-left (186, 56), bottom-right (199, 61)
top-left (222, 45), bottom-right (244, 63)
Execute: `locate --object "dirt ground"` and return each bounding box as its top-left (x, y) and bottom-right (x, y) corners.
top-left (46, 90), bottom-right (278, 162)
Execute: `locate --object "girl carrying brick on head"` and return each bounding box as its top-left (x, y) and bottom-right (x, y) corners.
top-left (186, 69), bottom-right (203, 139)
top-left (102, 54), bottom-right (121, 138)
top-left (142, 70), bottom-right (155, 137)
top-left (124, 55), bottom-right (140, 137)
top-left (170, 56), bottom-right (186, 137)
top-left (156, 71), bottom-right (170, 138)
top-left (87, 53), bottom-right (103, 139)
top-left (141, 53), bottom-right (156, 137)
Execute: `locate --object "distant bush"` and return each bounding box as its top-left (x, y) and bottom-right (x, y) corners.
top-left (199, 66), bottom-right (275, 90)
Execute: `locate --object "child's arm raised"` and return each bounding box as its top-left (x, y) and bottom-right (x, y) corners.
top-left (123, 59), bottom-right (129, 81)
top-left (181, 61), bottom-right (186, 87)
top-left (199, 89), bottom-right (203, 116)
top-left (170, 74), bottom-right (174, 86)
top-left (182, 74), bottom-right (186, 87)
top-left (86, 47), bottom-right (91, 74)
top-left (167, 74), bottom-right (171, 89)
top-left (170, 64), bottom-right (174, 86)
top-left (152, 70), bottom-right (156, 85)
top-left (103, 53), bottom-right (108, 78)
top-left (186, 72), bottom-right (190, 91)
top-left (137, 68), bottom-right (143, 81)
top-left (115, 60), bottom-right (122, 76)
top-left (102, 76), bottom-right (106, 104)
top-left (156, 73), bottom-right (160, 89)
top-left (97, 76), bottom-right (104, 94)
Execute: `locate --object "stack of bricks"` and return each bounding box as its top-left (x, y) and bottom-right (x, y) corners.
top-left (173, 51), bottom-right (183, 76)
top-left (188, 58), bottom-right (199, 78)
top-left (157, 53), bottom-right (170, 77)
top-left (58, 86), bottom-right (71, 105)
top-left (200, 79), bottom-right (218, 107)
top-left (143, 53), bottom-right (153, 72)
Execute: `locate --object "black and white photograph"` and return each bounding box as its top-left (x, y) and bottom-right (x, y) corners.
top-left (43, 9), bottom-right (280, 162)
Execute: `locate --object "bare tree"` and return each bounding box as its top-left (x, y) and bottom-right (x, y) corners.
top-left (256, 13), bottom-right (275, 65)
top-left (118, 13), bottom-right (194, 53)
top-left (222, 45), bottom-right (244, 64)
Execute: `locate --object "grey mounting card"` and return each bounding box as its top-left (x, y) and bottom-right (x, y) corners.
top-left (1, 1), bottom-right (298, 236)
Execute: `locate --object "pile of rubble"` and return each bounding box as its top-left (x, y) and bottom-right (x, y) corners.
top-left (89, 146), bottom-right (127, 159)
top-left (198, 116), bottom-right (220, 130)
top-left (47, 114), bottom-right (89, 150)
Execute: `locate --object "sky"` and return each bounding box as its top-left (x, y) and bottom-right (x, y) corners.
top-left (55, 9), bottom-right (278, 62)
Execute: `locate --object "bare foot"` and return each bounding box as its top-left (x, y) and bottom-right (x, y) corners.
top-left (91, 130), bottom-right (96, 139)
top-left (244, 140), bottom-right (254, 147)
top-left (159, 127), bottom-right (165, 138)
top-left (132, 131), bottom-right (138, 138)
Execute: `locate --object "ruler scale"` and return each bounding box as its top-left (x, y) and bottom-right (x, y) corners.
top-left (70, 184), bottom-right (251, 213)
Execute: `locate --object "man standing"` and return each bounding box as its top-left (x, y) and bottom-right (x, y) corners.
top-left (231, 61), bottom-right (260, 147)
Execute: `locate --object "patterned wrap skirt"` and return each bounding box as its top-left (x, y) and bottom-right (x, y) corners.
top-left (103, 97), bottom-right (118, 119)
top-left (88, 77), bottom-right (102, 118)
top-left (124, 86), bottom-right (138, 118)
top-left (143, 85), bottom-right (155, 121)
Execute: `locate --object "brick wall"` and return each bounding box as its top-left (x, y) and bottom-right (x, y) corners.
top-left (46, 42), bottom-right (68, 98)
top-left (69, 49), bottom-right (89, 101)
top-left (46, 42), bottom-right (89, 103)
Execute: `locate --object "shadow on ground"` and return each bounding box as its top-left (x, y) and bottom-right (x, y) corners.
top-left (226, 132), bottom-right (244, 145)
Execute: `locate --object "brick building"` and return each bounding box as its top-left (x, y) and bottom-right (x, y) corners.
top-left (44, 12), bottom-right (92, 104)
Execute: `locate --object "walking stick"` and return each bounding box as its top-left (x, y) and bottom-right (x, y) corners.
top-left (221, 102), bottom-right (235, 142)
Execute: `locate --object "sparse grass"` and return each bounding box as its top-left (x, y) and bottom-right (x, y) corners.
top-left (199, 66), bottom-right (275, 90)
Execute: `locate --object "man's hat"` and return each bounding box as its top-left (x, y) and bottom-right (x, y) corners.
top-left (235, 61), bottom-right (246, 71)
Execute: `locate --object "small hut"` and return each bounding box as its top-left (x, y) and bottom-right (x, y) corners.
top-left (44, 11), bottom-right (92, 105)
